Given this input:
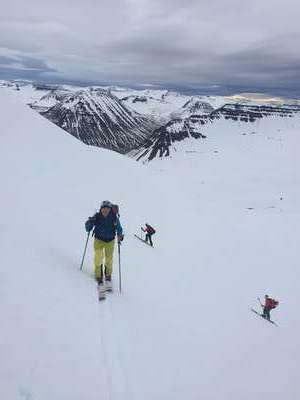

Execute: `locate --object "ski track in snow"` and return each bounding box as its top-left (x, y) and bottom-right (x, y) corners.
top-left (100, 295), bottom-right (134, 400)
top-left (97, 302), bottom-right (113, 400)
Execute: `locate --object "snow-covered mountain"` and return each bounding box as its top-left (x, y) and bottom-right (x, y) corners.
top-left (132, 119), bottom-right (207, 161)
top-left (39, 88), bottom-right (158, 153)
top-left (30, 88), bottom-right (71, 112)
top-left (211, 103), bottom-right (300, 120)
top-left (135, 103), bottom-right (300, 161)
top-left (116, 90), bottom-right (217, 123)
top-left (1, 81), bottom-right (57, 104)
top-left (180, 97), bottom-right (214, 117)
top-left (3, 80), bottom-right (300, 161)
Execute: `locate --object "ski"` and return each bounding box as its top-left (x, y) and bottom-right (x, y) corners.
top-left (97, 283), bottom-right (115, 301)
top-left (106, 281), bottom-right (113, 293)
top-left (134, 234), bottom-right (153, 247)
top-left (251, 308), bottom-right (278, 326)
top-left (97, 284), bottom-right (106, 301)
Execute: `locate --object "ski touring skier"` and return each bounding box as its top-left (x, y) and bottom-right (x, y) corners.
top-left (251, 295), bottom-right (279, 326)
top-left (260, 295), bottom-right (279, 321)
top-left (142, 223), bottom-right (156, 247)
top-left (85, 200), bottom-right (124, 300)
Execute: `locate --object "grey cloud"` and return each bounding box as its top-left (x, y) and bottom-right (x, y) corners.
top-left (103, 30), bottom-right (198, 62)
top-left (0, 54), bottom-right (56, 81)
top-left (0, 0), bottom-right (300, 95)
top-left (20, 56), bottom-right (55, 70)
top-left (0, 65), bottom-right (56, 80)
top-left (0, 55), bottom-right (17, 65)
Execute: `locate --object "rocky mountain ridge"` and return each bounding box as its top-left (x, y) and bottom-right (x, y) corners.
top-left (134, 103), bottom-right (300, 161)
top-left (2, 80), bottom-right (300, 160)
top-left (39, 88), bottom-right (158, 153)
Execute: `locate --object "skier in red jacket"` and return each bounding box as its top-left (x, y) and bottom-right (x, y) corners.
top-left (142, 223), bottom-right (156, 247)
top-left (262, 295), bottom-right (279, 320)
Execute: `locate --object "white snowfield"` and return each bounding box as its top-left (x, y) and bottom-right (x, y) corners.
top-left (0, 88), bottom-right (299, 400)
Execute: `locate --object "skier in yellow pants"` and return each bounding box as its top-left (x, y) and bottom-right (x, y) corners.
top-left (94, 238), bottom-right (115, 280)
top-left (85, 200), bottom-right (123, 294)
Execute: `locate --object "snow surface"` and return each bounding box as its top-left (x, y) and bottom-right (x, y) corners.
top-left (11, 84), bottom-right (50, 105)
top-left (1, 88), bottom-right (300, 400)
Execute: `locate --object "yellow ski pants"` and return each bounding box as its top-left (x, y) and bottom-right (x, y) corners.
top-left (94, 238), bottom-right (115, 279)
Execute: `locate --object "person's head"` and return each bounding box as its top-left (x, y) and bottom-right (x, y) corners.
top-left (265, 294), bottom-right (269, 299)
top-left (100, 200), bottom-right (112, 217)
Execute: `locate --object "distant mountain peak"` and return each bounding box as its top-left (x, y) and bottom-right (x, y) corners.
top-left (182, 97), bottom-right (214, 115)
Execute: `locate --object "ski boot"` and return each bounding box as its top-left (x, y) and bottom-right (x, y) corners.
top-left (105, 274), bottom-right (113, 292)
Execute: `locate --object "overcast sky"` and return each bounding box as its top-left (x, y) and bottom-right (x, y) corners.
top-left (1, 0), bottom-right (300, 94)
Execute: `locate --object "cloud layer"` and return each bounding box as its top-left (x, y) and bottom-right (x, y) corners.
top-left (1, 0), bottom-right (300, 94)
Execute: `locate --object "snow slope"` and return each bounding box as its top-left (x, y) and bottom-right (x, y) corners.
top-left (136, 103), bottom-right (300, 161)
top-left (1, 88), bottom-right (300, 400)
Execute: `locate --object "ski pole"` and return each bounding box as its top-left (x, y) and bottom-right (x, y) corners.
top-left (257, 297), bottom-right (263, 308)
top-left (80, 231), bottom-right (90, 270)
top-left (118, 241), bottom-right (122, 293)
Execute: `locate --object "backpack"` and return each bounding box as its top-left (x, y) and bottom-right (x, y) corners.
top-left (111, 204), bottom-right (120, 217)
top-left (147, 225), bottom-right (156, 234)
top-left (269, 299), bottom-right (279, 309)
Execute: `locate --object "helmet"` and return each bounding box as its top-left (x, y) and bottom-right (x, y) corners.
top-left (101, 200), bottom-right (112, 209)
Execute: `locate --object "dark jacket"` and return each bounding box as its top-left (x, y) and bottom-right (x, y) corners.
top-left (85, 211), bottom-right (123, 242)
top-left (144, 224), bottom-right (156, 235)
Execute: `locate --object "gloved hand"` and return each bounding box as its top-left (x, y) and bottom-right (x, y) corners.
top-left (85, 217), bottom-right (94, 233)
top-left (118, 234), bottom-right (124, 243)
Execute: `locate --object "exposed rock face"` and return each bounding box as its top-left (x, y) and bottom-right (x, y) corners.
top-left (181, 98), bottom-right (214, 116)
top-left (40, 88), bottom-right (157, 154)
top-left (134, 104), bottom-right (300, 161)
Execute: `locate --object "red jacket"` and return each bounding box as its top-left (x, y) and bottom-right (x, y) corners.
top-left (265, 298), bottom-right (278, 309)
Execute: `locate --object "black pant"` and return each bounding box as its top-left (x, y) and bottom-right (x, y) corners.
top-left (263, 307), bottom-right (271, 320)
top-left (145, 233), bottom-right (153, 246)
